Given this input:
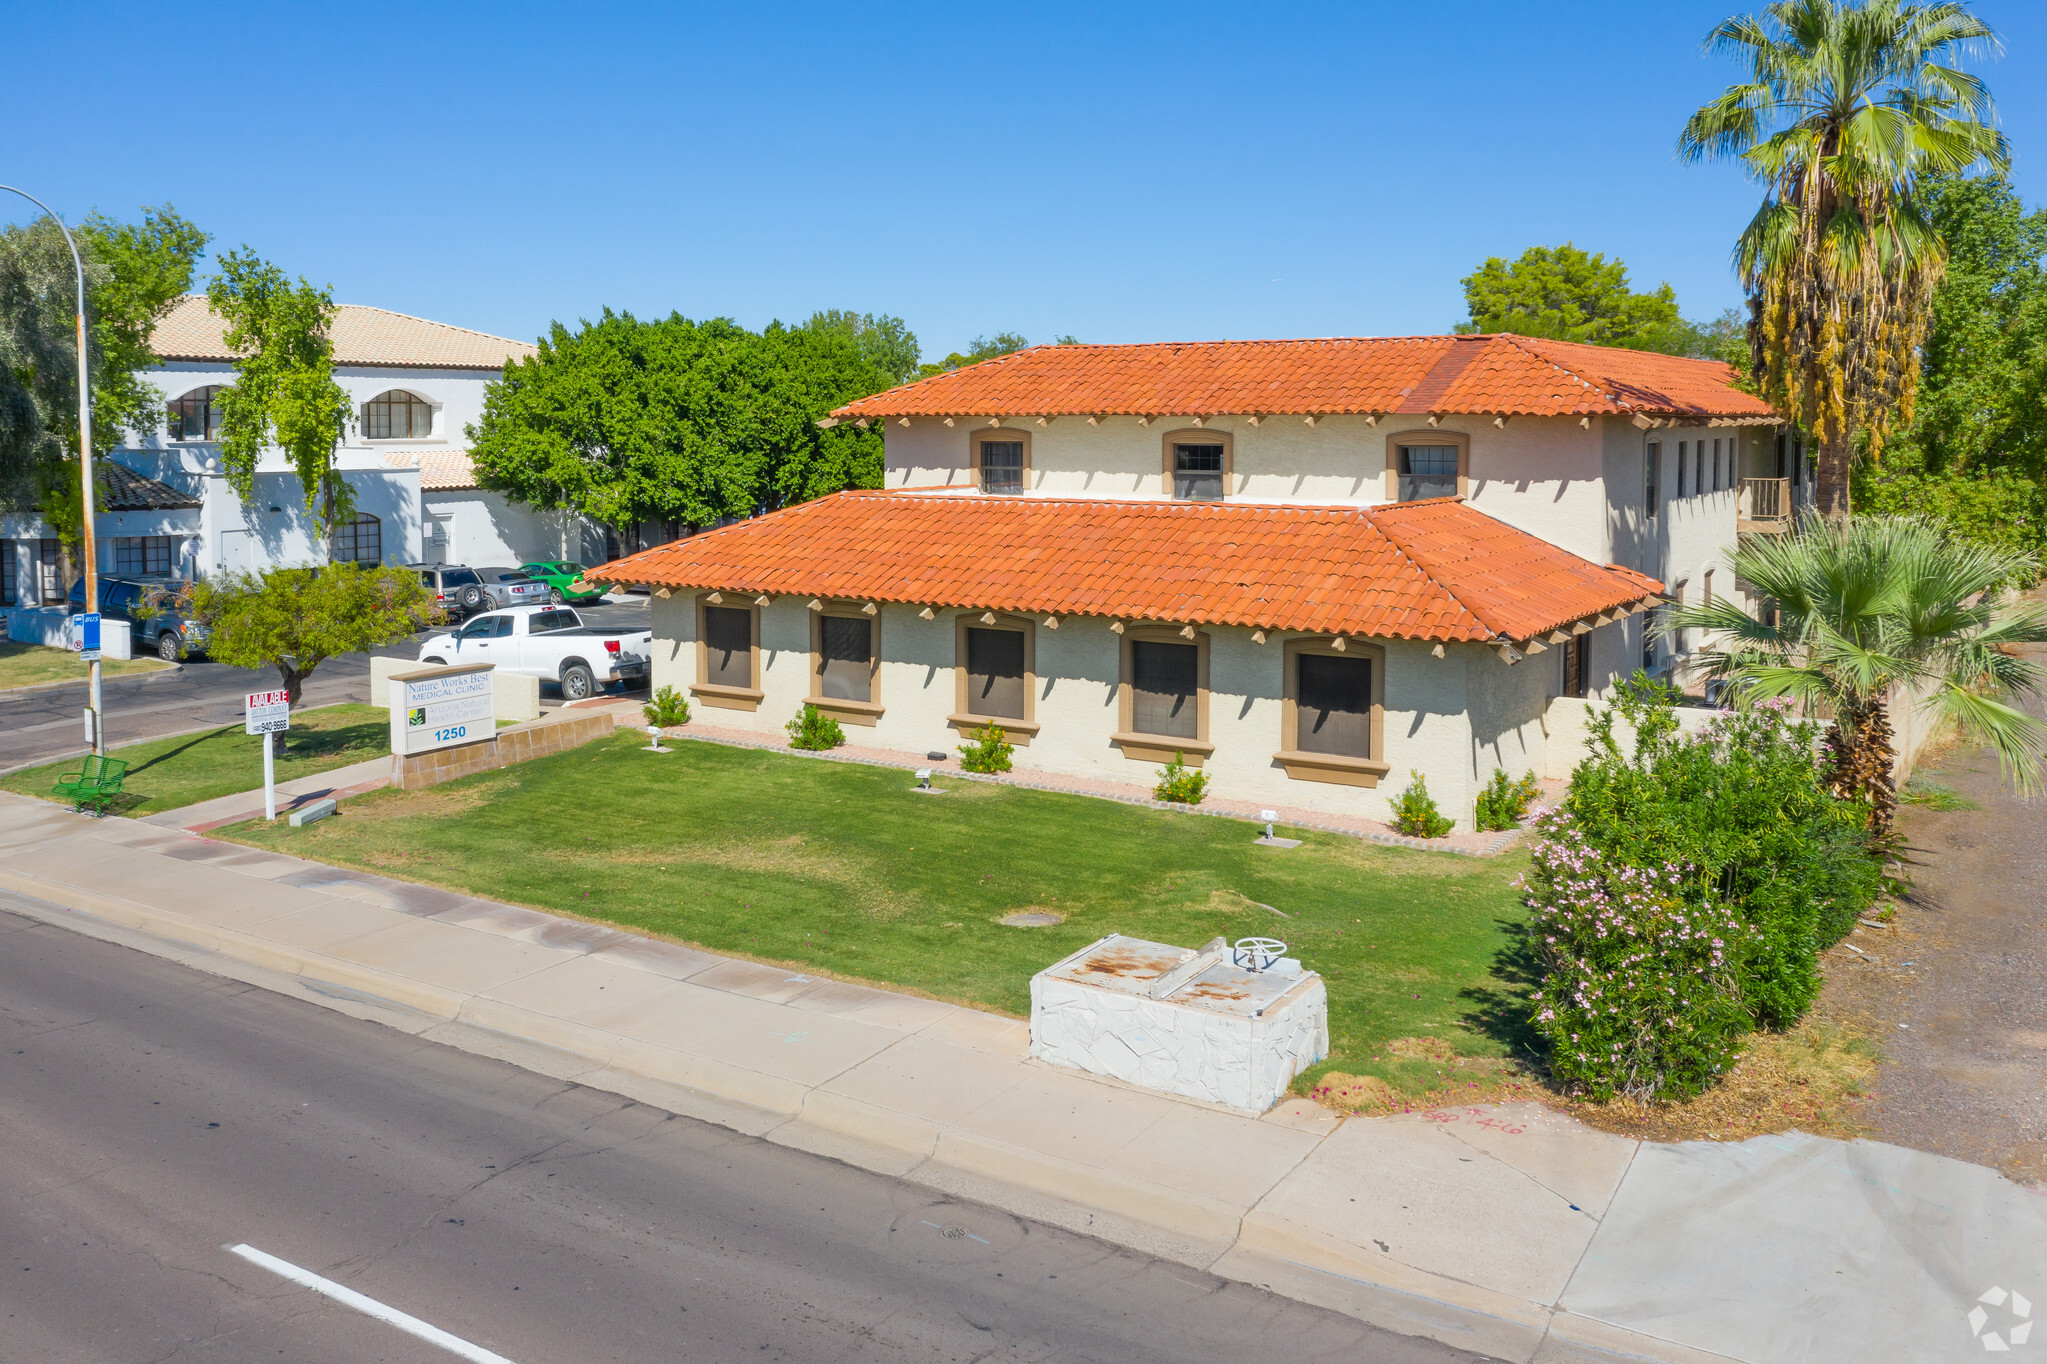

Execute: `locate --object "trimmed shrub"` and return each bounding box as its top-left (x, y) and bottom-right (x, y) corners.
top-left (785, 703), bottom-right (846, 751)
top-left (643, 685), bottom-right (690, 729)
top-left (956, 723), bottom-right (1014, 774)
top-left (1474, 767), bottom-right (1541, 831)
top-left (1391, 770), bottom-right (1455, 837)
top-left (1523, 812), bottom-right (1754, 1101)
top-left (1154, 752), bottom-right (1208, 804)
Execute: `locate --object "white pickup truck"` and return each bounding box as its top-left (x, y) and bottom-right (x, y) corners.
top-left (417, 606), bottom-right (652, 701)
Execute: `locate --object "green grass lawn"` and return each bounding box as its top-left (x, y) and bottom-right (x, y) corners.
top-left (1, 703), bottom-right (390, 817)
top-left (0, 640), bottom-right (171, 691)
top-left (220, 732), bottom-right (1537, 1095)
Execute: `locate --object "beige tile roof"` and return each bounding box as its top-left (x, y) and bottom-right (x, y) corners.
top-left (381, 449), bottom-right (479, 490)
top-left (151, 295), bottom-right (538, 370)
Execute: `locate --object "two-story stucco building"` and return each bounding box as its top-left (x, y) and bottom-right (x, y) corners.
top-left (594, 334), bottom-right (1808, 827)
top-left (1, 297), bottom-right (604, 606)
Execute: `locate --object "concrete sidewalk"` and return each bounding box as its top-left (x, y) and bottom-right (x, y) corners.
top-left (1, 789), bottom-right (2040, 1364)
top-left (141, 755), bottom-right (393, 832)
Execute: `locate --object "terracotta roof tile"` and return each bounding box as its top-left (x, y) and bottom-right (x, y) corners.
top-left (381, 449), bottom-right (478, 490)
top-left (590, 491), bottom-right (1660, 643)
top-left (150, 296), bottom-right (537, 370)
top-left (832, 334), bottom-right (1774, 422)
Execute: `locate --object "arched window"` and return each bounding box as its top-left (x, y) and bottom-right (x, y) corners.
top-left (364, 390), bottom-right (434, 439)
top-left (168, 386), bottom-right (224, 441)
top-left (329, 513), bottom-right (382, 566)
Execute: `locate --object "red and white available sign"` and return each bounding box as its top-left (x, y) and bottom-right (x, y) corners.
top-left (244, 690), bottom-right (291, 736)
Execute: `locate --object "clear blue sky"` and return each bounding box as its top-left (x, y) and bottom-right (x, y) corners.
top-left (7, 1), bottom-right (2044, 360)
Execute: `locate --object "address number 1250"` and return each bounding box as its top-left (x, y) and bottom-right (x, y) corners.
top-left (434, 725), bottom-right (469, 742)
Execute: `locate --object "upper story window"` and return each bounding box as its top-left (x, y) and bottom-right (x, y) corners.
top-left (1645, 441), bottom-right (1660, 517)
top-left (971, 429), bottom-right (1030, 495)
top-left (1384, 430), bottom-right (1468, 503)
top-left (168, 386), bottom-right (223, 441)
top-left (364, 390), bottom-right (433, 440)
top-left (1172, 443), bottom-right (1225, 500)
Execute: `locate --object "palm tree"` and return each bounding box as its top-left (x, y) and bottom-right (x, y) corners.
top-left (1679, 0), bottom-right (2010, 518)
top-left (1670, 517), bottom-right (2047, 835)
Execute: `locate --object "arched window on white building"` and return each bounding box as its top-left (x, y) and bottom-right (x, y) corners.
top-left (168, 385), bottom-right (224, 441)
top-left (329, 513), bottom-right (382, 566)
top-left (364, 390), bottom-right (434, 439)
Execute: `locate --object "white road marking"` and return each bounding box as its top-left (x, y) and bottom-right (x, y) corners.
top-left (226, 1243), bottom-right (518, 1363)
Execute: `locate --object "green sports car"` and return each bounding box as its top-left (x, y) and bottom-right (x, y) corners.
top-left (517, 560), bottom-right (609, 605)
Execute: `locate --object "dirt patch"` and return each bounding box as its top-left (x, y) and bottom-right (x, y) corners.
top-left (1559, 1018), bottom-right (1880, 1143)
top-left (1000, 909), bottom-right (1065, 927)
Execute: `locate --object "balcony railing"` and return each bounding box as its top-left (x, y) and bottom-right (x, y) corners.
top-left (1739, 477), bottom-right (1792, 532)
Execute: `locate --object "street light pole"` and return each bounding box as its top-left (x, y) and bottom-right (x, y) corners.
top-left (2, 184), bottom-right (101, 755)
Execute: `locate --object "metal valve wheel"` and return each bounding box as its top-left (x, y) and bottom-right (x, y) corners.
top-left (1232, 937), bottom-right (1287, 972)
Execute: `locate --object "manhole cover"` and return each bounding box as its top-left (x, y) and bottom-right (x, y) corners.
top-left (1000, 910), bottom-right (1065, 927)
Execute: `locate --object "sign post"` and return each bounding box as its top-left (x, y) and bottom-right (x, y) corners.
top-left (245, 690), bottom-right (291, 820)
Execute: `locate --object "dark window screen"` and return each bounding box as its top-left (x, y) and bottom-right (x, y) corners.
top-left (965, 627), bottom-right (1025, 718)
top-left (705, 605), bottom-right (753, 687)
top-left (1131, 640), bottom-right (1198, 738)
top-left (979, 441), bottom-right (1024, 494)
top-left (1, 544), bottom-right (15, 606)
top-left (1173, 444), bottom-right (1224, 501)
top-left (819, 616), bottom-right (872, 701)
top-left (1295, 654), bottom-right (1371, 756)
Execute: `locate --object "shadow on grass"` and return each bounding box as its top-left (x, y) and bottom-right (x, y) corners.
top-left (1458, 917), bottom-right (1545, 1063)
top-left (126, 728), bottom-right (233, 778)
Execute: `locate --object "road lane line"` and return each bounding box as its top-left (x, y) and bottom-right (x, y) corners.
top-left (226, 1243), bottom-right (518, 1363)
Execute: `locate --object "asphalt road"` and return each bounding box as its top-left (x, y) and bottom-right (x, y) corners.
top-left (0, 899), bottom-right (1472, 1364)
top-left (0, 596), bottom-right (654, 771)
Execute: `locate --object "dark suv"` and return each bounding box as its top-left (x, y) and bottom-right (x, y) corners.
top-left (68, 576), bottom-right (210, 661)
top-left (407, 564), bottom-right (489, 620)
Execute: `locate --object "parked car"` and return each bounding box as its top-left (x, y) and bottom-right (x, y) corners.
top-left (416, 605), bottom-right (652, 700)
top-left (475, 567), bottom-right (552, 611)
top-left (407, 564), bottom-right (489, 620)
top-left (67, 575), bottom-right (210, 661)
top-left (516, 560), bottom-right (609, 606)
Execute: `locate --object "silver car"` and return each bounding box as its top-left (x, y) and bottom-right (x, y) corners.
top-left (477, 568), bottom-right (552, 610)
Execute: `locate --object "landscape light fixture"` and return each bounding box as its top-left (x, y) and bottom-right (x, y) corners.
top-left (643, 723), bottom-right (670, 753)
top-left (3, 184), bottom-right (100, 754)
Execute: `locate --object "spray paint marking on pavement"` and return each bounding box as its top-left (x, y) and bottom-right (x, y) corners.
top-left (226, 1243), bottom-right (519, 1363)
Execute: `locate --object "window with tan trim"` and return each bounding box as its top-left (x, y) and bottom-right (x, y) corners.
top-left (1275, 637), bottom-right (1391, 786)
top-left (1384, 430), bottom-right (1470, 502)
top-left (970, 428), bottom-right (1031, 494)
top-left (949, 612), bottom-right (1039, 743)
top-left (809, 603), bottom-right (883, 724)
top-left (1113, 625), bottom-right (1212, 764)
top-left (1159, 429), bottom-right (1233, 500)
top-left (692, 593), bottom-right (763, 710)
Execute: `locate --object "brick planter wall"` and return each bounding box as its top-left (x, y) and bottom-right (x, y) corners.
top-left (393, 711), bottom-right (617, 791)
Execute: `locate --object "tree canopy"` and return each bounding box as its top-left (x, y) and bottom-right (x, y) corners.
top-left (1456, 244), bottom-right (1703, 353)
top-left (914, 331), bottom-right (1076, 379)
top-left (803, 310), bottom-right (922, 386)
top-left (191, 563), bottom-right (436, 713)
top-left (1679, 0), bottom-right (2010, 516)
top-left (0, 204), bottom-right (208, 512)
top-left (206, 250), bottom-right (356, 540)
top-left (468, 311), bottom-right (892, 540)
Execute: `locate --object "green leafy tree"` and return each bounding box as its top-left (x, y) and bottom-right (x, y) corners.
top-left (0, 205), bottom-right (208, 576)
top-left (804, 310), bottom-right (922, 386)
top-left (206, 250), bottom-right (356, 544)
top-left (1679, 0), bottom-right (2011, 517)
top-left (191, 564), bottom-right (436, 717)
top-left (1669, 516), bottom-right (2047, 834)
top-left (469, 311), bottom-right (888, 545)
top-left (1858, 174), bottom-right (2047, 564)
top-left (1456, 244), bottom-right (1698, 352)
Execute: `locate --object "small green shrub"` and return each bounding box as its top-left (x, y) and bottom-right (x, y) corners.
top-left (1153, 752), bottom-right (1208, 804)
top-left (1392, 770), bottom-right (1456, 837)
top-left (1473, 767), bottom-right (1542, 831)
top-left (785, 703), bottom-right (846, 751)
top-left (643, 685), bottom-right (690, 729)
top-left (957, 723), bottom-right (1013, 774)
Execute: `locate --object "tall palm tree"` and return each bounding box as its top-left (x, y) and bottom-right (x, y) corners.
top-left (1679, 0), bottom-right (2010, 518)
top-left (1670, 516), bottom-right (2047, 835)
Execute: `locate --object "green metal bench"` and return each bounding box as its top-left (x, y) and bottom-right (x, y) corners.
top-left (52, 755), bottom-right (129, 816)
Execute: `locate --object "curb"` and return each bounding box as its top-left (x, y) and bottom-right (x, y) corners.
top-left (0, 857), bottom-right (1723, 1364)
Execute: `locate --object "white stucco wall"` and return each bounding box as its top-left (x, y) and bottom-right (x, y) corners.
top-left (650, 595), bottom-right (1553, 826)
top-left (423, 490), bottom-right (587, 570)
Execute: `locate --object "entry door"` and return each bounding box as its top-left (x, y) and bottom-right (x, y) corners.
top-left (216, 529), bottom-right (255, 575)
top-left (427, 515), bottom-right (453, 566)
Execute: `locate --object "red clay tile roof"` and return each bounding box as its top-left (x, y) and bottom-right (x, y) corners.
top-left (590, 491), bottom-right (1661, 643)
top-left (830, 334), bottom-right (1775, 422)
